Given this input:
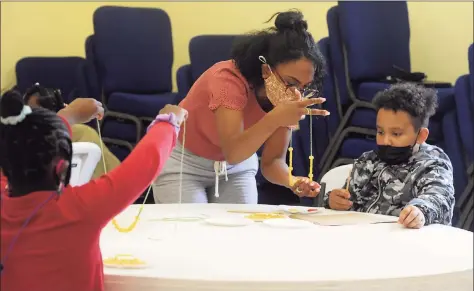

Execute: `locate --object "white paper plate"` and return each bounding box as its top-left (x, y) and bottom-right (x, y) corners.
top-left (278, 205), bottom-right (320, 215)
top-left (263, 218), bottom-right (314, 229)
top-left (204, 217), bottom-right (254, 227)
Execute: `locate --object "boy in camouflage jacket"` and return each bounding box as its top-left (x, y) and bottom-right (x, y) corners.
top-left (324, 83), bottom-right (455, 229)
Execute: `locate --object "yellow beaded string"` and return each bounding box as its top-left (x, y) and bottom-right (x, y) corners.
top-left (287, 108), bottom-right (314, 186)
top-left (288, 129), bottom-right (294, 187)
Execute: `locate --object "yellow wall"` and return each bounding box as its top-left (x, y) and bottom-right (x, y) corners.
top-left (1, 2), bottom-right (472, 92)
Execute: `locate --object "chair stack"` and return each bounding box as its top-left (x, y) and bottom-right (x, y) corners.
top-left (82, 6), bottom-right (177, 161)
top-left (454, 44), bottom-right (474, 231)
top-left (15, 57), bottom-right (88, 104)
top-left (175, 35), bottom-right (242, 103)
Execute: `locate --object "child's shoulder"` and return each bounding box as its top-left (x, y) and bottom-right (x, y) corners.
top-left (355, 150), bottom-right (378, 163)
top-left (413, 143), bottom-right (452, 169)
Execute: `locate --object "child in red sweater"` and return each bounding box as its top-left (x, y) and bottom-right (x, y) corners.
top-left (0, 90), bottom-right (187, 291)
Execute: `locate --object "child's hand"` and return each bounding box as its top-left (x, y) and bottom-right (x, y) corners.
top-left (398, 205), bottom-right (425, 229)
top-left (159, 104), bottom-right (188, 126)
top-left (328, 189), bottom-right (352, 210)
top-left (58, 98), bottom-right (104, 125)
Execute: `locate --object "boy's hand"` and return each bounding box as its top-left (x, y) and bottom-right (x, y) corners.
top-left (398, 205), bottom-right (425, 229)
top-left (328, 189), bottom-right (352, 210)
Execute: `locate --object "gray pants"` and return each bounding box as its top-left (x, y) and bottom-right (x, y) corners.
top-left (152, 143), bottom-right (259, 204)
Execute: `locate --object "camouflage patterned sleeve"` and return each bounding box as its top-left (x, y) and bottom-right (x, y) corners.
top-left (323, 152), bottom-right (374, 209)
top-left (408, 158), bottom-right (455, 226)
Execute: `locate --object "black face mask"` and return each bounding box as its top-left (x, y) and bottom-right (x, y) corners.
top-left (376, 145), bottom-right (414, 165)
top-left (376, 130), bottom-right (421, 165)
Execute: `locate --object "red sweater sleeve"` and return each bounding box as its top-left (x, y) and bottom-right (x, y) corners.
top-left (63, 122), bottom-right (177, 225)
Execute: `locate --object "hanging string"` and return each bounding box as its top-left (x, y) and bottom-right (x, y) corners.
top-left (287, 108), bottom-right (315, 188)
top-left (174, 120), bottom-right (186, 231)
top-left (96, 119), bottom-right (152, 233)
top-left (308, 109), bottom-right (314, 181)
top-left (288, 129), bottom-right (294, 187)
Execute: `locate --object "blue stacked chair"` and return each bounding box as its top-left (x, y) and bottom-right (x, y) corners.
top-left (82, 34), bottom-right (134, 160)
top-left (455, 44), bottom-right (474, 231)
top-left (80, 35), bottom-right (102, 101)
top-left (15, 57), bottom-right (87, 103)
top-left (319, 1), bottom-right (456, 179)
top-left (176, 35), bottom-right (242, 103)
top-left (90, 6), bottom-right (177, 160)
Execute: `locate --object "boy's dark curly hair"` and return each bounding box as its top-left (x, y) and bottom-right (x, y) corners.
top-left (372, 82), bottom-right (438, 130)
top-left (231, 9), bottom-right (326, 94)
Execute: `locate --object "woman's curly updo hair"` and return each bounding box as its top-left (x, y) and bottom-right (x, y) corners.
top-left (231, 9), bottom-right (325, 94)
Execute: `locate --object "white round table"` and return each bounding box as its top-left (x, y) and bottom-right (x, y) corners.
top-left (101, 204), bottom-right (473, 291)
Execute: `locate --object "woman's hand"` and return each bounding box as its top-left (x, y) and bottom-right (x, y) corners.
top-left (269, 97), bottom-right (329, 128)
top-left (291, 177), bottom-right (321, 198)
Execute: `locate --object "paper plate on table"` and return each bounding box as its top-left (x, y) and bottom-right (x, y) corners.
top-left (148, 214), bottom-right (208, 222)
top-left (278, 205), bottom-right (320, 215)
top-left (263, 218), bottom-right (314, 229)
top-left (204, 217), bottom-right (254, 227)
top-left (103, 254), bottom-right (149, 269)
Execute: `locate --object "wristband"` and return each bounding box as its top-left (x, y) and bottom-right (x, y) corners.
top-left (147, 113), bottom-right (181, 135)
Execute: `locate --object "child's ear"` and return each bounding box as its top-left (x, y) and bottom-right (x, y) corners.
top-left (417, 127), bottom-right (429, 144)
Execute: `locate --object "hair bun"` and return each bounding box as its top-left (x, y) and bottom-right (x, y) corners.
top-left (1, 90), bottom-right (25, 119)
top-left (275, 10), bottom-right (308, 33)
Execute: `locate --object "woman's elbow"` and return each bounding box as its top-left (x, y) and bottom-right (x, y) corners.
top-left (222, 146), bottom-right (249, 165)
top-left (224, 153), bottom-right (246, 166)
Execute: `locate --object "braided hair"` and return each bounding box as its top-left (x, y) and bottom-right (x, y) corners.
top-left (0, 90), bottom-right (72, 196)
top-left (23, 83), bottom-right (66, 113)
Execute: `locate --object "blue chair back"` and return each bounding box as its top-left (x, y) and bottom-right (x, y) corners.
top-left (82, 35), bottom-right (102, 101)
top-left (189, 35), bottom-right (241, 82)
top-left (337, 1), bottom-right (411, 82)
top-left (93, 6), bottom-right (173, 96)
top-left (15, 57), bottom-right (86, 103)
top-left (469, 43), bottom-right (473, 102)
top-left (327, 2), bottom-right (411, 107)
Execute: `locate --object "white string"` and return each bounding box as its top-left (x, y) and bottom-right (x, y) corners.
top-left (96, 119), bottom-right (108, 174)
top-left (175, 121), bottom-right (186, 232)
